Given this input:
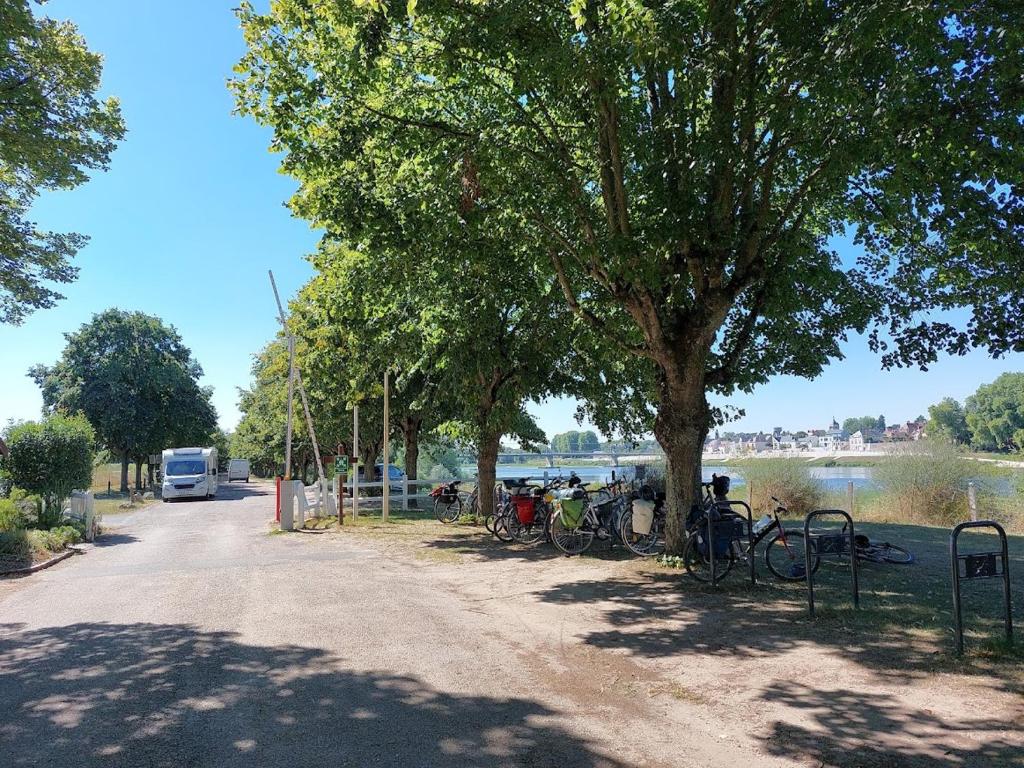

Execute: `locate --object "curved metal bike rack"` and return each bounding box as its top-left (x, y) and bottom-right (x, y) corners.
top-left (706, 499), bottom-right (755, 587)
top-left (803, 509), bottom-right (859, 618)
top-left (950, 521), bottom-right (1013, 656)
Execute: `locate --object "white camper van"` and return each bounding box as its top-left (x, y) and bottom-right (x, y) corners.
top-left (161, 447), bottom-right (219, 501)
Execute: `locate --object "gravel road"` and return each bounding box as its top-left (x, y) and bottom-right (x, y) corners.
top-left (0, 482), bottom-right (761, 768)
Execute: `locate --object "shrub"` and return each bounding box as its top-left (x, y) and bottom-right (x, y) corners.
top-left (4, 414), bottom-right (94, 528)
top-left (0, 525), bottom-right (80, 563)
top-left (871, 441), bottom-right (976, 525)
top-left (738, 459), bottom-right (825, 516)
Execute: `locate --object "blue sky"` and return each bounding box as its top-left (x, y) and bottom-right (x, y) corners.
top-left (2, 1), bottom-right (1022, 442)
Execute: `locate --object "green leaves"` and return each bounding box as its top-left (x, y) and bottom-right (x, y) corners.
top-left (30, 310), bottom-right (216, 484)
top-left (0, 1), bottom-right (125, 324)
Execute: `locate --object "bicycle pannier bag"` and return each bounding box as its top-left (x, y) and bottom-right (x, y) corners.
top-left (631, 500), bottom-right (655, 535)
top-left (556, 488), bottom-right (586, 529)
top-left (513, 496), bottom-right (536, 524)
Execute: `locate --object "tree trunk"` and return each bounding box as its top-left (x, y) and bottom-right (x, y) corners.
top-left (147, 462), bottom-right (155, 489)
top-left (476, 432), bottom-right (501, 521)
top-left (401, 415), bottom-right (422, 481)
top-left (120, 453), bottom-right (130, 494)
top-left (653, 368), bottom-right (712, 554)
top-left (134, 459), bottom-right (143, 492)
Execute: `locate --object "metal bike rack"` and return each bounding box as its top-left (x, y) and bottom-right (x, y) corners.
top-left (950, 521), bottom-right (1013, 656)
top-left (803, 510), bottom-right (859, 618)
top-left (706, 500), bottom-right (754, 587)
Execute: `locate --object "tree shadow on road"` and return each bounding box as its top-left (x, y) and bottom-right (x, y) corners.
top-left (0, 622), bottom-right (623, 768)
top-left (759, 680), bottom-right (1022, 768)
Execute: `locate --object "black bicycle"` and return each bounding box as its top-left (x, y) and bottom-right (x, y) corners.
top-left (683, 486), bottom-right (814, 582)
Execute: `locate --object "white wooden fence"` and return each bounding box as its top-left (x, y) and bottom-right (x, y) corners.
top-left (63, 490), bottom-right (98, 542)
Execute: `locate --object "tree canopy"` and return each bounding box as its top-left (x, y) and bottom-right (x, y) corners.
top-left (965, 373), bottom-right (1024, 453)
top-left (234, 1), bottom-right (1024, 547)
top-left (927, 398), bottom-right (971, 446)
top-left (1, 0), bottom-right (125, 324)
top-left (551, 430), bottom-right (601, 453)
top-left (30, 309), bottom-right (216, 492)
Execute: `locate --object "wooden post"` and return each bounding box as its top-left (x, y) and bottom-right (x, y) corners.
top-left (402, 475), bottom-right (409, 512)
top-left (284, 336), bottom-right (295, 480)
top-left (383, 369), bottom-right (390, 523)
top-left (847, 481), bottom-right (855, 516)
top-left (968, 481), bottom-right (978, 522)
top-left (352, 406), bottom-right (360, 519)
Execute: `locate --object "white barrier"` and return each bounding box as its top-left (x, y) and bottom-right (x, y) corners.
top-left (64, 490), bottom-right (98, 542)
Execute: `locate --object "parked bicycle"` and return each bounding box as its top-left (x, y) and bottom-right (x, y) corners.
top-left (549, 476), bottom-right (636, 556)
top-left (431, 480), bottom-right (465, 523)
top-left (683, 483), bottom-right (811, 583)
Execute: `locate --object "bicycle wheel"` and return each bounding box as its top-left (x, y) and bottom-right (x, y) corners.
top-left (865, 542), bottom-right (915, 564)
top-left (682, 533), bottom-right (735, 582)
top-left (618, 508), bottom-right (664, 557)
top-left (434, 496), bottom-right (462, 523)
top-left (507, 512), bottom-right (546, 545)
top-left (492, 504), bottom-right (515, 542)
top-left (764, 529), bottom-right (819, 581)
top-left (550, 513), bottom-right (595, 556)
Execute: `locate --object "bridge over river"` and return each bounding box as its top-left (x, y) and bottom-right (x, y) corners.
top-left (492, 451), bottom-right (663, 468)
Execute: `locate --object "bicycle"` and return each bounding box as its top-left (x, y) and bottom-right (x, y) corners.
top-left (852, 531), bottom-right (914, 564)
top-left (618, 484), bottom-right (665, 557)
top-left (431, 480), bottom-right (464, 523)
top-left (505, 477), bottom-right (565, 545)
top-left (683, 486), bottom-right (813, 583)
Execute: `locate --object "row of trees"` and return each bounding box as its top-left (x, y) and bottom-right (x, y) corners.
top-left (927, 373), bottom-right (1024, 453)
top-left (232, 2), bottom-right (1023, 550)
top-left (842, 416), bottom-right (887, 436)
top-left (30, 309), bottom-right (219, 492)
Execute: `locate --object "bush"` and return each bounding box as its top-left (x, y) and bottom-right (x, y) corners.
top-left (738, 459), bottom-right (825, 516)
top-left (0, 525), bottom-right (81, 564)
top-left (3, 414), bottom-right (94, 528)
top-left (871, 441), bottom-right (976, 525)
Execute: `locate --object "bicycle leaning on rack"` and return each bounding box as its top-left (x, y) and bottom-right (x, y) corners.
top-left (682, 481), bottom-right (813, 583)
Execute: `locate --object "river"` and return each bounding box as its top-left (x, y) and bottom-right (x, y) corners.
top-left (468, 463), bottom-right (878, 490)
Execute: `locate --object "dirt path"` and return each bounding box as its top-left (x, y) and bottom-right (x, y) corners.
top-left (342, 515), bottom-right (1024, 767)
top-left (0, 482), bottom-right (785, 768)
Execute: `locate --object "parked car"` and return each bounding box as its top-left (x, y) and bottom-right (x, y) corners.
top-left (356, 463), bottom-right (407, 492)
top-left (227, 458), bottom-right (251, 482)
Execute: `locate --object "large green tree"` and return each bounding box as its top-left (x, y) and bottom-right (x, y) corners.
top-left (235, 1), bottom-right (1023, 548)
top-left (927, 397), bottom-right (971, 446)
top-left (30, 309), bottom-right (217, 493)
top-left (1, 0), bottom-right (125, 324)
top-left (299, 245), bottom-right (564, 516)
top-left (965, 373), bottom-right (1024, 453)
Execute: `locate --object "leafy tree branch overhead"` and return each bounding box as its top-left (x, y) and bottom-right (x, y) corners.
top-left (233, 1), bottom-right (1023, 550)
top-left (0, 0), bottom-right (125, 324)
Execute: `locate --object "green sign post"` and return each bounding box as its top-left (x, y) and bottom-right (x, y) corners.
top-left (335, 455), bottom-right (350, 475)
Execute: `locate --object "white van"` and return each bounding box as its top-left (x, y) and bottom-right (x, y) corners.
top-left (227, 458), bottom-right (250, 482)
top-left (162, 447), bottom-right (218, 501)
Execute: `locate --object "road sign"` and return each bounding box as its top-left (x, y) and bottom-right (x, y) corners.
top-left (335, 455), bottom-right (350, 475)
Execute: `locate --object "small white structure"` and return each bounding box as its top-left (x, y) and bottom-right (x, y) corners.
top-left (64, 490), bottom-right (98, 542)
top-left (161, 447), bottom-right (219, 501)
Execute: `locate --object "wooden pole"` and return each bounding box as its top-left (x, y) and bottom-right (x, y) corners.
top-left (968, 481), bottom-right (978, 522)
top-left (352, 405), bottom-right (360, 519)
top-left (383, 369), bottom-right (390, 523)
top-left (284, 336), bottom-right (295, 480)
top-left (847, 480), bottom-right (855, 517)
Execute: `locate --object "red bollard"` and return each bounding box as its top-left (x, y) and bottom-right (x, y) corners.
top-left (275, 476), bottom-right (282, 522)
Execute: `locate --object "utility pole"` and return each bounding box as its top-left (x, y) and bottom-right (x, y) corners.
top-left (284, 336), bottom-right (295, 480)
top-left (269, 271), bottom-right (325, 485)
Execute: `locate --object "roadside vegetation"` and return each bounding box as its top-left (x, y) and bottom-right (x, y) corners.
top-left (0, 416), bottom-right (94, 569)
